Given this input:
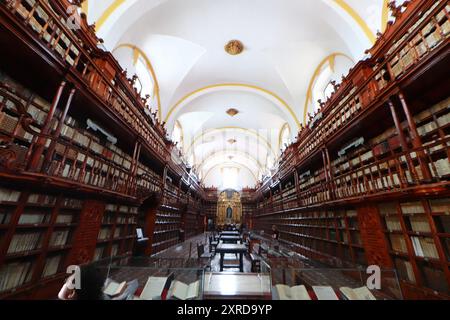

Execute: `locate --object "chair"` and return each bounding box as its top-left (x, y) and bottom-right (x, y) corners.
top-left (249, 253), bottom-right (261, 273)
top-left (209, 236), bottom-right (218, 256)
top-left (197, 243), bottom-right (213, 270)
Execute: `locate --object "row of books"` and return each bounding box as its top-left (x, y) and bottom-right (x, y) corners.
top-left (390, 234), bottom-right (408, 254)
top-left (429, 198), bottom-right (450, 214)
top-left (55, 214), bottom-right (75, 224)
top-left (0, 187), bottom-right (21, 203)
top-left (49, 230), bottom-right (70, 247)
top-left (385, 216), bottom-right (402, 232)
top-left (98, 228), bottom-right (112, 240)
top-left (93, 246), bottom-right (106, 261)
top-left (433, 158), bottom-right (450, 177)
top-left (406, 215), bottom-right (432, 233)
top-left (27, 193), bottom-right (57, 206)
top-left (394, 258), bottom-right (416, 283)
top-left (18, 213), bottom-right (51, 225)
top-left (0, 211), bottom-right (12, 225)
top-left (411, 236), bottom-right (440, 260)
top-left (0, 112), bottom-right (19, 134)
top-left (61, 197), bottom-right (83, 209)
top-left (105, 204), bottom-right (138, 214)
top-left (400, 202), bottom-right (426, 214)
top-left (7, 232), bottom-right (42, 254)
top-left (42, 255), bottom-right (62, 278)
top-left (0, 262), bottom-right (33, 293)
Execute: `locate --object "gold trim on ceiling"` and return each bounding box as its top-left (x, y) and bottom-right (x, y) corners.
top-left (113, 43), bottom-right (162, 120)
top-left (164, 83), bottom-right (301, 129)
top-left (381, 0), bottom-right (390, 32)
top-left (95, 0), bottom-right (126, 32)
top-left (332, 0), bottom-right (376, 44)
top-left (303, 52), bottom-right (354, 123)
top-left (91, 0), bottom-right (378, 45)
top-left (81, 1), bottom-right (89, 16)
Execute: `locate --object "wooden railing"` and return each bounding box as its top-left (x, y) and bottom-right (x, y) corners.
top-left (2, 0), bottom-right (170, 163)
top-left (257, 136), bottom-right (450, 214)
top-left (0, 85), bottom-right (161, 199)
top-left (274, 0), bottom-right (449, 182)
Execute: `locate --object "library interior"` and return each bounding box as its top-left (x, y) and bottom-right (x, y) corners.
top-left (0, 0), bottom-right (449, 301)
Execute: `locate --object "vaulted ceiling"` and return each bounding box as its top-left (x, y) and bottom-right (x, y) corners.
top-left (83, 0), bottom-right (393, 189)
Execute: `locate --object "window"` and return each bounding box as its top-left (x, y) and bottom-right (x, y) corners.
top-left (135, 57), bottom-right (154, 98)
top-left (279, 123), bottom-right (291, 151)
top-left (172, 121), bottom-right (183, 151)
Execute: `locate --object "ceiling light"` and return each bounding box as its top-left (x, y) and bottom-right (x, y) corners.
top-left (226, 108), bottom-right (239, 117)
top-left (225, 40), bottom-right (244, 55)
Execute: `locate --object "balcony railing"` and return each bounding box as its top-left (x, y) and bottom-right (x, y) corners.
top-left (2, 0), bottom-right (170, 162)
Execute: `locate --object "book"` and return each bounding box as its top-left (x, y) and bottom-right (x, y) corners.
top-left (411, 236), bottom-right (424, 257)
top-left (104, 280), bottom-right (128, 297)
top-left (339, 286), bottom-right (376, 300)
top-left (140, 274), bottom-right (174, 300)
top-left (169, 280), bottom-right (200, 300)
top-left (312, 286), bottom-right (339, 300)
top-left (275, 284), bottom-right (311, 300)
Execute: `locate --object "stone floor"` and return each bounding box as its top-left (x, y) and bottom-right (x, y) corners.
top-left (154, 232), bottom-right (252, 273)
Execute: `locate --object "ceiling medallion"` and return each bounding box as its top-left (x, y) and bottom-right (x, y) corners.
top-left (225, 40), bottom-right (244, 55)
top-left (227, 139), bottom-right (237, 145)
top-left (226, 108), bottom-right (239, 117)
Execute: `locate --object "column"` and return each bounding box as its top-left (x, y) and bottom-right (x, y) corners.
top-left (27, 81), bottom-right (66, 171)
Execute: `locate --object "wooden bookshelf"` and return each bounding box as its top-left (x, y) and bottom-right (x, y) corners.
top-left (0, 0), bottom-right (206, 299)
top-left (251, 0), bottom-right (450, 300)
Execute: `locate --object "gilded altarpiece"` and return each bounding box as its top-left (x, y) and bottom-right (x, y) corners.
top-left (216, 190), bottom-right (242, 226)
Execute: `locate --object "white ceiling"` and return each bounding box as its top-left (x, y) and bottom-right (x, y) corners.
top-left (85, 0), bottom-right (389, 189)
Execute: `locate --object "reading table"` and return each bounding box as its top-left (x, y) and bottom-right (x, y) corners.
top-left (215, 243), bottom-right (247, 272)
top-left (219, 235), bottom-right (242, 244)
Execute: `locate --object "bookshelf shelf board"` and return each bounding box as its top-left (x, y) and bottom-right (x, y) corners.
top-left (5, 249), bottom-right (42, 260)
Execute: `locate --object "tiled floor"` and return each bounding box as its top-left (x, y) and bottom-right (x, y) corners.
top-left (154, 233), bottom-right (252, 273)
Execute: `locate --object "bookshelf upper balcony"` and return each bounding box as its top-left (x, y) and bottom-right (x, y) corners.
top-left (1, 0), bottom-right (171, 163)
top-left (276, 0), bottom-right (449, 185)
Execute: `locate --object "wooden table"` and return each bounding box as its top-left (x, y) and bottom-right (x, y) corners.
top-left (221, 231), bottom-right (240, 236)
top-left (215, 243), bottom-right (247, 272)
top-left (203, 272), bottom-right (272, 299)
top-left (220, 235), bottom-right (242, 244)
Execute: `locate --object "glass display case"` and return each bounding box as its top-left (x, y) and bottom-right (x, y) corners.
top-left (270, 268), bottom-right (402, 300)
top-left (94, 257), bottom-right (205, 300)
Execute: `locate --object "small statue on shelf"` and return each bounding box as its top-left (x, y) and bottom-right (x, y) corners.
top-left (318, 99), bottom-right (325, 109)
top-left (330, 80), bottom-right (340, 92)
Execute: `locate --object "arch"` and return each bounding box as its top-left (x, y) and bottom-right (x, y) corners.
top-left (172, 120), bottom-right (184, 150)
top-left (303, 53), bottom-right (354, 123)
top-left (165, 83), bottom-right (300, 129)
top-left (195, 149), bottom-right (265, 173)
top-left (113, 43), bottom-right (162, 119)
top-left (95, 0), bottom-right (126, 32)
top-left (89, 0), bottom-right (378, 46)
top-left (81, 1), bottom-right (89, 16)
top-left (203, 162), bottom-right (258, 184)
top-left (381, 0), bottom-right (390, 32)
top-left (332, 0), bottom-right (376, 44)
top-left (278, 123), bottom-right (291, 151)
top-left (185, 127), bottom-right (277, 159)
